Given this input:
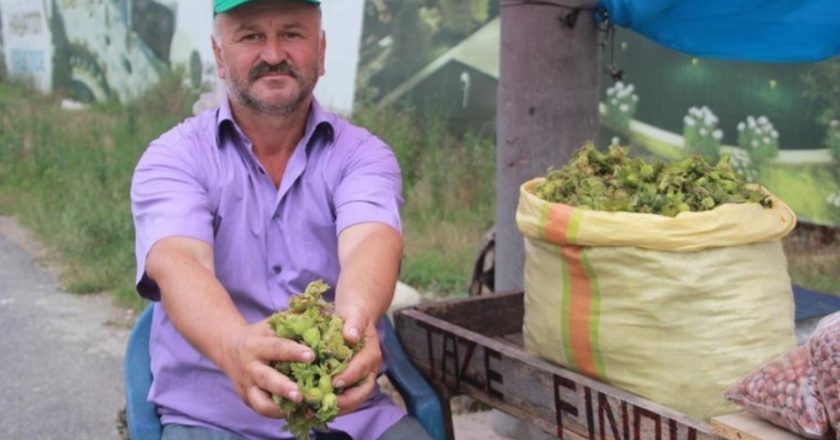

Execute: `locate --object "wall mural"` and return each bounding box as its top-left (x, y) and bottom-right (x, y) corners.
top-left (0, 0), bottom-right (213, 102)
top-left (0, 1), bottom-right (5, 79)
top-left (356, 0), bottom-right (498, 132)
top-left (600, 31), bottom-right (840, 227)
top-left (0, 0), bottom-right (362, 114)
top-left (355, 1), bottom-right (840, 227)
top-left (0, 0), bottom-right (837, 226)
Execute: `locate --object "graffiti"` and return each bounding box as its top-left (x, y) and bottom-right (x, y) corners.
top-left (0, 1), bottom-right (359, 112)
top-left (8, 11), bottom-right (41, 36)
top-left (0, 0), bottom-right (215, 101)
top-left (50, 0), bottom-right (173, 101)
top-left (10, 49), bottom-right (44, 73)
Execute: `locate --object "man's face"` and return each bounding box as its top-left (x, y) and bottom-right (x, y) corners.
top-left (213, 0), bottom-right (325, 116)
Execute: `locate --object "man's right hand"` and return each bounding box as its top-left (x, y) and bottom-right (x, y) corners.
top-left (219, 319), bottom-right (316, 418)
top-left (147, 237), bottom-right (312, 419)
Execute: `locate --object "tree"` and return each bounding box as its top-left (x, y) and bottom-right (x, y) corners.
top-left (802, 58), bottom-right (840, 164)
top-left (388, 1), bottom-right (432, 86)
top-left (438, 0), bottom-right (489, 38)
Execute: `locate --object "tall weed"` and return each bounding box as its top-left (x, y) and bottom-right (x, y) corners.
top-left (353, 105), bottom-right (496, 296)
top-left (0, 79), bottom-right (496, 308)
top-left (0, 72), bottom-right (196, 309)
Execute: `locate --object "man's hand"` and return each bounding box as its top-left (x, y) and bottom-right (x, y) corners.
top-left (331, 222), bottom-right (402, 414)
top-left (147, 237), bottom-right (324, 419)
top-left (331, 306), bottom-right (381, 414)
top-left (219, 319), bottom-right (317, 418)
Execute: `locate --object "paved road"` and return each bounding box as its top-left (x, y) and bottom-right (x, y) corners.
top-left (0, 217), bottom-right (131, 440)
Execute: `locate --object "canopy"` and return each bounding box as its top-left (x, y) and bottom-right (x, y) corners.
top-left (596, 0), bottom-right (840, 62)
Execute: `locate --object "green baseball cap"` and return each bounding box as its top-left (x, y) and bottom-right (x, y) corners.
top-left (214, 0), bottom-right (320, 14)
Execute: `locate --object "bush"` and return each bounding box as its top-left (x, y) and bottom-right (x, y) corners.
top-left (826, 119), bottom-right (840, 162)
top-left (604, 81), bottom-right (638, 131)
top-left (737, 115), bottom-right (779, 164)
top-left (728, 147), bottom-right (759, 183)
top-left (683, 106), bottom-right (723, 161)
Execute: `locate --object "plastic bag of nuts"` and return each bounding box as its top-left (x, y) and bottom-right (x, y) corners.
top-left (725, 344), bottom-right (829, 439)
top-left (809, 312), bottom-right (840, 440)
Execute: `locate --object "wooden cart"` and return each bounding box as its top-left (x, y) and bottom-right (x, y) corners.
top-left (393, 291), bottom-right (805, 440)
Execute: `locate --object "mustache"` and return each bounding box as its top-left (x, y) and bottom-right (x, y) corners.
top-left (249, 61), bottom-right (301, 82)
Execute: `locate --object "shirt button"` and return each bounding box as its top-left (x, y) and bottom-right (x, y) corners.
top-left (272, 265), bottom-right (282, 274)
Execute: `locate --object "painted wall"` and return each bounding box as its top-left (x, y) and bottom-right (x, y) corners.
top-left (318, 0), bottom-right (364, 115)
top-left (355, 2), bottom-right (840, 226)
top-left (0, 0), bottom-right (364, 114)
top-left (1, 0), bottom-right (53, 92)
top-left (2, 1), bottom-right (836, 224)
top-left (0, 1), bottom-right (4, 77)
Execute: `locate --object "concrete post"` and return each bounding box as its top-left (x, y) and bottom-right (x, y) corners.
top-left (495, 0), bottom-right (601, 292)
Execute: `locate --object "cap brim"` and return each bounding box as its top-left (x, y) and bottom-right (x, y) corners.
top-left (214, 0), bottom-right (320, 14)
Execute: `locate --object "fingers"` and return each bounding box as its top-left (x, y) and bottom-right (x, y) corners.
top-left (245, 383), bottom-right (286, 418)
top-left (333, 347), bottom-right (377, 389)
top-left (249, 361), bottom-right (302, 403)
top-left (222, 322), bottom-right (318, 419)
top-left (249, 334), bottom-right (315, 364)
top-left (338, 304), bottom-right (370, 345)
top-left (333, 324), bottom-right (381, 389)
top-left (222, 324), bottom-right (312, 375)
top-left (232, 313), bottom-right (383, 418)
top-left (249, 319), bottom-right (315, 363)
top-left (336, 371), bottom-right (377, 414)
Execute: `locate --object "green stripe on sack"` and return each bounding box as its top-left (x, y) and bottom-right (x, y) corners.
top-left (560, 252), bottom-right (577, 370)
top-left (566, 207), bottom-right (583, 244)
top-left (580, 249), bottom-right (606, 379)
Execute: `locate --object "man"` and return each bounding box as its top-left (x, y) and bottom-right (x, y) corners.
top-left (130, 1), bottom-right (431, 438)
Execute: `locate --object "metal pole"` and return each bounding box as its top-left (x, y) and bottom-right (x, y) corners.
top-left (495, 0), bottom-right (601, 292)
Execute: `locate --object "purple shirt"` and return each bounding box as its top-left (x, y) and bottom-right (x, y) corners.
top-left (130, 98), bottom-right (405, 440)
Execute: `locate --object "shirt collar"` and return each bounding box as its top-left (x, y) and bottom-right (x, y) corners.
top-left (215, 96), bottom-right (335, 149)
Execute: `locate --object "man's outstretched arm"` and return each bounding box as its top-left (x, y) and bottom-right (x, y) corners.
top-left (332, 222), bottom-right (403, 412)
top-left (145, 236), bottom-right (313, 417)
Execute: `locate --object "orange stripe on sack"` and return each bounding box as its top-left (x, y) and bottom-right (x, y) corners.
top-left (544, 204), bottom-right (575, 244)
top-left (562, 245), bottom-right (597, 378)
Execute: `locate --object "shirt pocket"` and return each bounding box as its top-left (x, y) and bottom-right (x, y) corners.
top-left (292, 220), bottom-right (340, 295)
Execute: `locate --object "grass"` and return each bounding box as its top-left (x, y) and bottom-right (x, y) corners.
top-left (352, 106), bottom-right (496, 296)
top-left (759, 163), bottom-right (840, 225)
top-left (0, 74), bottom-right (198, 311)
top-left (0, 79), bottom-right (495, 308)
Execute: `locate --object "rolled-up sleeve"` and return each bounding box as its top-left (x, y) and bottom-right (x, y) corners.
top-left (130, 139), bottom-right (213, 300)
top-left (334, 136), bottom-right (403, 235)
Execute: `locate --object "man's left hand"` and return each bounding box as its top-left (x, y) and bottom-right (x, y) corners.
top-left (332, 305), bottom-right (381, 414)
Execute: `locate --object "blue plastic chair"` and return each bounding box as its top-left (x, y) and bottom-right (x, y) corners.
top-left (793, 285), bottom-right (840, 322)
top-left (124, 304), bottom-right (445, 440)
